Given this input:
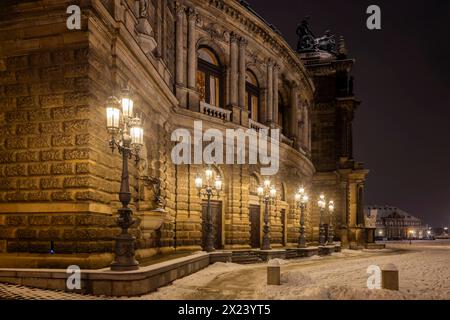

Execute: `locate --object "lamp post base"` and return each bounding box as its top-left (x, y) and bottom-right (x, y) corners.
top-left (319, 223), bottom-right (326, 246)
top-left (111, 233), bottom-right (139, 271)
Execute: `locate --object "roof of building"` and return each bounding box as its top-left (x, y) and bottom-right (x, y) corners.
top-left (365, 205), bottom-right (423, 221)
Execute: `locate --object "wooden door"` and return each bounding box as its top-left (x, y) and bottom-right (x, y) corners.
top-left (250, 205), bottom-right (261, 248)
top-left (202, 201), bottom-right (222, 250)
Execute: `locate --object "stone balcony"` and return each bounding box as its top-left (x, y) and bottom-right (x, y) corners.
top-left (248, 119), bottom-right (269, 132)
top-left (199, 102), bottom-right (232, 121)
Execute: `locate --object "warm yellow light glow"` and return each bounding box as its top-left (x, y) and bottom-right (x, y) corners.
top-left (264, 179), bottom-right (271, 188)
top-left (121, 97), bottom-right (134, 118)
top-left (269, 187), bottom-right (276, 198)
top-left (302, 194), bottom-right (309, 204)
top-left (214, 176), bottom-right (222, 191)
top-left (205, 167), bottom-right (213, 181)
top-left (257, 186), bottom-right (264, 196)
top-left (106, 107), bottom-right (120, 130)
top-left (195, 175), bottom-right (203, 189)
top-left (130, 125), bottom-right (144, 146)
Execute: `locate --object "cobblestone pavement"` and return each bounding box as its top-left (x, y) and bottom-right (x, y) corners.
top-left (0, 283), bottom-right (114, 300)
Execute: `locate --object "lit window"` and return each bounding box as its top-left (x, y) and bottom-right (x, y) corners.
top-left (246, 71), bottom-right (259, 122)
top-left (197, 47), bottom-right (222, 107)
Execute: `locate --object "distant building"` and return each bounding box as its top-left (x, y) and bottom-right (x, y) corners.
top-left (365, 206), bottom-right (428, 240)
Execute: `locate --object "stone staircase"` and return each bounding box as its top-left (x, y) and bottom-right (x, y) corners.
top-left (231, 251), bottom-right (263, 264)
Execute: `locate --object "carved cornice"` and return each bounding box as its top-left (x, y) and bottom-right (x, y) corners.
top-left (202, 22), bottom-right (231, 43)
top-left (238, 36), bottom-right (247, 47)
top-left (229, 31), bottom-right (239, 43)
top-left (197, 0), bottom-right (314, 96)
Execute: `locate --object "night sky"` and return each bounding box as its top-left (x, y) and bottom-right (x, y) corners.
top-left (245, 0), bottom-right (450, 227)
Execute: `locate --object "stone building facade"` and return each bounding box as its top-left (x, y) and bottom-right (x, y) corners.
top-left (366, 206), bottom-right (428, 240)
top-left (0, 0), bottom-right (368, 268)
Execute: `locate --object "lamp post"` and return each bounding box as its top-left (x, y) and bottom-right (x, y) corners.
top-left (257, 179), bottom-right (277, 251)
top-left (195, 166), bottom-right (222, 253)
top-left (318, 194), bottom-right (326, 246)
top-left (327, 200), bottom-right (335, 244)
top-left (294, 187), bottom-right (309, 248)
top-left (106, 88), bottom-right (144, 271)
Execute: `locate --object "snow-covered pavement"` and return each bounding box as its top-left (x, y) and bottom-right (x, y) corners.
top-left (139, 241), bottom-right (450, 300)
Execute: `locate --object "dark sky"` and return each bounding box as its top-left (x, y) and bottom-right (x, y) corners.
top-left (245, 0), bottom-right (450, 227)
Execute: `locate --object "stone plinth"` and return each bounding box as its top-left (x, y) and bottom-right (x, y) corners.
top-left (256, 249), bottom-right (286, 262)
top-left (286, 247), bottom-right (319, 258)
top-left (318, 245), bottom-right (335, 256)
top-left (209, 251), bottom-right (232, 264)
top-left (0, 252), bottom-right (210, 297)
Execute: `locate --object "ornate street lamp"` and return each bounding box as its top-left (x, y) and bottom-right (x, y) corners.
top-left (327, 200), bottom-right (335, 244)
top-left (318, 194), bottom-right (327, 246)
top-left (257, 178), bottom-right (277, 251)
top-left (106, 88), bottom-right (144, 271)
top-left (294, 186), bottom-right (309, 248)
top-left (195, 166), bottom-right (222, 252)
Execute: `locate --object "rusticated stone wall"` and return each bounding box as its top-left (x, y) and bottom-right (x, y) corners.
top-left (0, 0), bottom-right (123, 264)
top-left (0, 0), bottom-right (364, 269)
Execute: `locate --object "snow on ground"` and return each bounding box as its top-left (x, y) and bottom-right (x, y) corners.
top-left (136, 240), bottom-right (450, 300)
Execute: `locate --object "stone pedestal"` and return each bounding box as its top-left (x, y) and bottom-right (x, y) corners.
top-left (229, 104), bottom-right (241, 124)
top-left (188, 89), bottom-right (200, 112)
top-left (382, 264), bottom-right (399, 291)
top-left (267, 265), bottom-right (281, 285)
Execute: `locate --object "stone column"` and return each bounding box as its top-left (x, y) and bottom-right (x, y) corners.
top-left (308, 109), bottom-right (312, 152)
top-left (238, 37), bottom-right (246, 108)
top-left (230, 33), bottom-right (239, 107)
top-left (272, 64), bottom-right (279, 126)
top-left (175, 4), bottom-right (185, 86)
top-left (155, 0), bottom-right (163, 58)
top-left (290, 83), bottom-right (299, 145)
top-left (302, 106), bottom-right (309, 149)
top-left (266, 60), bottom-right (273, 124)
top-left (187, 8), bottom-right (197, 90)
top-left (238, 37), bottom-right (248, 125)
top-left (161, 0), bottom-right (167, 61)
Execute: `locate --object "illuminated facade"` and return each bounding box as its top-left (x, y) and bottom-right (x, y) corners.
top-left (0, 0), bottom-right (369, 268)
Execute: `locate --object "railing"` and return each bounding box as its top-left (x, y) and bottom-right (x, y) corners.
top-left (248, 119), bottom-right (269, 132)
top-left (199, 102), bottom-right (232, 121)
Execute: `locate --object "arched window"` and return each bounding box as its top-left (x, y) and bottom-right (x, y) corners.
top-left (197, 47), bottom-right (222, 107)
top-left (245, 71), bottom-right (260, 122)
